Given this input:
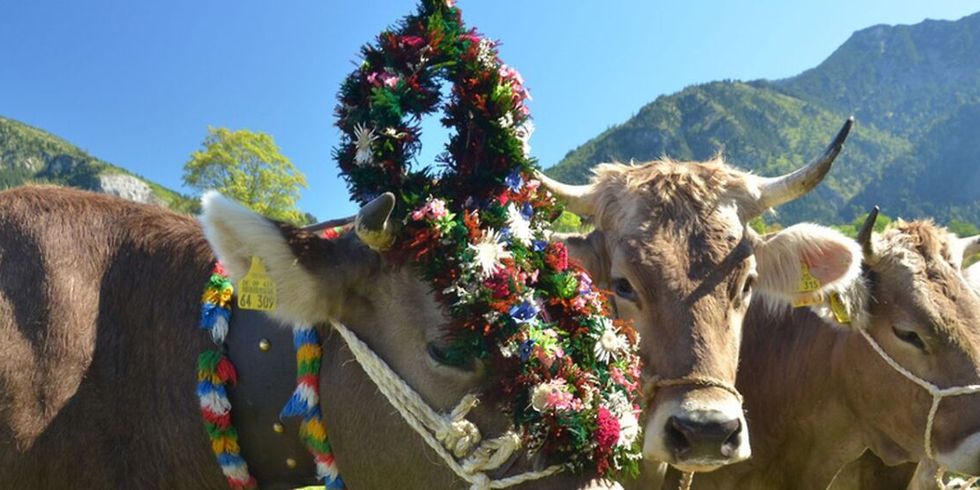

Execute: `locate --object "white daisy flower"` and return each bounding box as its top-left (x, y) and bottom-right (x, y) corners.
top-left (593, 317), bottom-right (627, 363)
top-left (476, 38), bottom-right (496, 68)
top-left (506, 203), bottom-right (534, 246)
top-left (617, 410), bottom-right (640, 447)
top-left (468, 228), bottom-right (511, 279)
top-left (515, 120), bottom-right (534, 157)
top-left (352, 123), bottom-right (378, 166)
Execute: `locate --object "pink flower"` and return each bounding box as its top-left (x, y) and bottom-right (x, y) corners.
top-left (401, 35), bottom-right (425, 48)
top-left (445, 0), bottom-right (456, 7)
top-left (594, 406), bottom-right (621, 452)
top-left (499, 65), bottom-right (524, 86)
top-left (366, 72), bottom-right (380, 86)
top-left (411, 198), bottom-right (449, 221)
top-left (525, 179), bottom-right (541, 191)
top-left (461, 33), bottom-right (482, 44)
top-left (383, 74), bottom-right (400, 88)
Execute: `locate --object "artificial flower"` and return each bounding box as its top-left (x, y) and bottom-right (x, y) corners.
top-left (352, 123), bottom-right (378, 166)
top-left (468, 229), bottom-right (512, 279)
top-left (506, 203), bottom-right (534, 246)
top-left (593, 318), bottom-right (628, 363)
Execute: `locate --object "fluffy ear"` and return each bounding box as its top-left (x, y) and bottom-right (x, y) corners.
top-left (199, 192), bottom-right (338, 326)
top-left (754, 223), bottom-right (862, 305)
top-left (966, 262), bottom-right (980, 294)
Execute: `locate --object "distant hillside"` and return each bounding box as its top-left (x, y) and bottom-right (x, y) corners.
top-left (0, 116), bottom-right (196, 212)
top-left (548, 12), bottom-right (980, 225)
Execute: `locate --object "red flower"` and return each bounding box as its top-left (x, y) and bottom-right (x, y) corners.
top-left (485, 270), bottom-right (512, 299)
top-left (401, 35), bottom-right (425, 48)
top-left (593, 406), bottom-right (621, 474)
top-left (545, 242), bottom-right (569, 271)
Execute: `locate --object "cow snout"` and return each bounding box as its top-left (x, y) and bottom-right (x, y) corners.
top-left (665, 413), bottom-right (742, 461)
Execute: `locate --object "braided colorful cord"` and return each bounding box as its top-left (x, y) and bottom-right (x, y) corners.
top-left (280, 325), bottom-right (344, 489)
top-left (198, 262), bottom-right (257, 489)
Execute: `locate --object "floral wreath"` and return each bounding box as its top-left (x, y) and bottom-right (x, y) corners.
top-left (334, 0), bottom-right (643, 477)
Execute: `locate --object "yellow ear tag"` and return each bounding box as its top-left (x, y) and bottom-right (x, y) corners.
top-left (797, 262), bottom-right (822, 293)
top-left (828, 292), bottom-right (851, 324)
top-left (792, 292), bottom-right (824, 308)
top-left (237, 256), bottom-right (277, 311)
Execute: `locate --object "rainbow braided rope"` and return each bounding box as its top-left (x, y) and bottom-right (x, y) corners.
top-left (198, 263), bottom-right (257, 489)
top-left (280, 325), bottom-right (343, 489)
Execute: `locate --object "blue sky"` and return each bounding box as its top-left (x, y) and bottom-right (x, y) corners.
top-left (2, 1), bottom-right (977, 219)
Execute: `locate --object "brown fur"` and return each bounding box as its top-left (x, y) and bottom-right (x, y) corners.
top-left (0, 186), bottom-right (604, 489)
top-left (663, 220), bottom-right (980, 489)
top-left (0, 186), bottom-right (222, 487)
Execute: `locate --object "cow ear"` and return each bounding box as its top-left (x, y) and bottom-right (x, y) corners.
top-left (753, 223), bottom-right (862, 305)
top-left (199, 192), bottom-right (343, 326)
top-left (562, 231), bottom-right (608, 284)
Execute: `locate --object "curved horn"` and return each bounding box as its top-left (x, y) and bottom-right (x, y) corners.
top-left (355, 192), bottom-right (396, 251)
top-left (534, 170), bottom-right (597, 216)
top-left (756, 117), bottom-right (854, 211)
top-left (960, 235), bottom-right (980, 260)
top-left (857, 205), bottom-right (879, 259)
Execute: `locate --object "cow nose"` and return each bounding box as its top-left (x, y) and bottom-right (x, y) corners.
top-left (665, 413), bottom-right (742, 461)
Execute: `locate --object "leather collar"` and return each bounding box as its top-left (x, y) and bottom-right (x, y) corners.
top-left (225, 305), bottom-right (320, 487)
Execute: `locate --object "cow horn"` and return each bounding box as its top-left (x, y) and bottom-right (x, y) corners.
top-left (534, 170), bottom-right (597, 216)
top-left (355, 192), bottom-right (397, 251)
top-left (960, 235), bottom-right (980, 260)
top-left (756, 117), bottom-right (854, 211)
top-left (857, 205), bottom-right (879, 259)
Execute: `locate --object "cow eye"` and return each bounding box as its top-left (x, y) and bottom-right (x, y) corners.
top-left (613, 278), bottom-right (637, 301)
top-left (892, 327), bottom-right (926, 351)
top-left (427, 342), bottom-right (476, 371)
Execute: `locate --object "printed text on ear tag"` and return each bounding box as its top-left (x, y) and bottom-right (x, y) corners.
top-left (797, 262), bottom-right (822, 293)
top-left (237, 256), bottom-right (277, 311)
top-left (792, 292), bottom-right (824, 308)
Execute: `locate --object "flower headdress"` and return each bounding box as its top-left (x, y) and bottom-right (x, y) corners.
top-left (334, 0), bottom-right (643, 477)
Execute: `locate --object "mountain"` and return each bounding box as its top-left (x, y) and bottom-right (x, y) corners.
top-left (548, 12), bottom-right (980, 225)
top-left (0, 116), bottom-right (196, 212)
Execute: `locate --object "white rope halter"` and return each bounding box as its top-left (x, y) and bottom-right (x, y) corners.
top-left (329, 320), bottom-right (564, 489)
top-left (858, 327), bottom-right (980, 461)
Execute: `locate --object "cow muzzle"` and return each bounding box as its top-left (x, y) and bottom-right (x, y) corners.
top-left (642, 379), bottom-right (751, 472)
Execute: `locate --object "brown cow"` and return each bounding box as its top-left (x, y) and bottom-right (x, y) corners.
top-left (0, 186), bottom-right (616, 489)
top-left (546, 119), bottom-right (863, 473)
top-left (662, 217), bottom-right (980, 489)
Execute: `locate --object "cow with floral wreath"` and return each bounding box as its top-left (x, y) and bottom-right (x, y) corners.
top-left (0, 1), bottom-right (864, 489)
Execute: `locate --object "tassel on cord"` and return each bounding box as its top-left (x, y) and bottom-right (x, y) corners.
top-left (280, 324), bottom-right (344, 489)
top-left (197, 263), bottom-right (257, 489)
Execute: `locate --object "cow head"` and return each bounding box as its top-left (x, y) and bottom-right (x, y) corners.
top-left (544, 120), bottom-right (863, 472)
top-left (829, 216), bottom-right (980, 476)
top-left (199, 192), bottom-right (614, 489)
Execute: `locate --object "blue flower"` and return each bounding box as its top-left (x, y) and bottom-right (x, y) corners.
top-left (521, 202), bottom-right (534, 219)
top-left (532, 240), bottom-right (547, 252)
top-left (505, 170), bottom-right (524, 192)
top-left (519, 339), bottom-right (536, 362)
top-left (509, 300), bottom-right (540, 324)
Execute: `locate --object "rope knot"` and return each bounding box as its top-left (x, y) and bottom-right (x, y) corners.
top-left (438, 419), bottom-right (482, 458)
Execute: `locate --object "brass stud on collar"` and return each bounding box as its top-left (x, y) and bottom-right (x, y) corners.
top-left (286, 457), bottom-right (297, 469)
top-left (272, 422), bottom-right (285, 434)
top-left (258, 339), bottom-right (271, 351)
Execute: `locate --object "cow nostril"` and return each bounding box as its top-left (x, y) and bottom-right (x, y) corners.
top-left (666, 416), bottom-right (692, 457)
top-left (720, 419), bottom-right (742, 457)
top-left (667, 414), bottom-right (742, 461)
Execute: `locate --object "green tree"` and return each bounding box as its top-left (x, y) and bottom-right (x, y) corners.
top-left (183, 127), bottom-right (308, 223)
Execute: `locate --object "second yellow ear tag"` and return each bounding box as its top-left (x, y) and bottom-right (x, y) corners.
top-left (828, 292), bottom-right (851, 324)
top-left (237, 256), bottom-right (277, 311)
top-left (797, 262), bottom-right (822, 293)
